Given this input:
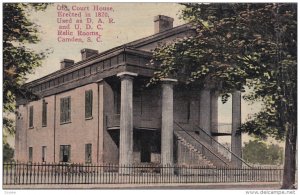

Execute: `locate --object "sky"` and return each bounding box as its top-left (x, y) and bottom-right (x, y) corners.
top-left (27, 3), bottom-right (186, 81)
top-left (26, 3), bottom-right (261, 122)
top-left (17, 2), bottom-right (271, 145)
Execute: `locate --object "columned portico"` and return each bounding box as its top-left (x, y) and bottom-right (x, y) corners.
top-left (161, 78), bottom-right (177, 166)
top-left (231, 90), bottom-right (242, 167)
top-left (117, 72), bottom-right (138, 166)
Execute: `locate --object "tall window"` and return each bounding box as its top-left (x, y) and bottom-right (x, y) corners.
top-left (59, 145), bottom-right (71, 162)
top-left (42, 100), bottom-right (47, 127)
top-left (60, 97), bottom-right (71, 124)
top-left (29, 106), bottom-right (34, 128)
top-left (42, 146), bottom-right (47, 162)
top-left (85, 144), bottom-right (92, 163)
top-left (85, 90), bottom-right (93, 119)
top-left (29, 147), bottom-right (33, 162)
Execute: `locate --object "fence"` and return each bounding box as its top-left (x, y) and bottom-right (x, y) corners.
top-left (3, 162), bottom-right (283, 185)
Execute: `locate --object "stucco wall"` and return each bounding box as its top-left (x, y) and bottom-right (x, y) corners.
top-left (24, 95), bottom-right (55, 163)
top-left (54, 83), bottom-right (99, 163)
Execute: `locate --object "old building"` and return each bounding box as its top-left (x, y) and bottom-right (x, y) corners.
top-left (15, 15), bottom-right (243, 167)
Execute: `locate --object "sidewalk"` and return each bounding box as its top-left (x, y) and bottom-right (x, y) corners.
top-left (3, 182), bottom-right (282, 190)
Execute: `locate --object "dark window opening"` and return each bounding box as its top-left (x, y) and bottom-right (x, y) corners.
top-left (42, 100), bottom-right (47, 127)
top-left (85, 90), bottom-right (93, 118)
top-left (60, 97), bottom-right (71, 124)
top-left (29, 106), bottom-right (34, 128)
top-left (42, 146), bottom-right (47, 162)
top-left (141, 142), bottom-right (151, 163)
top-left (85, 144), bottom-right (92, 163)
top-left (29, 147), bottom-right (33, 162)
top-left (59, 145), bottom-right (71, 162)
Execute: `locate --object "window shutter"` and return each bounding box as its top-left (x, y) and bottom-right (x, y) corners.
top-left (29, 147), bottom-right (33, 162)
top-left (60, 99), bottom-right (64, 123)
top-left (68, 145), bottom-right (71, 162)
top-left (90, 91), bottom-right (93, 116)
top-left (85, 90), bottom-right (93, 118)
top-left (42, 101), bottom-right (47, 126)
top-left (68, 97), bottom-right (71, 122)
top-left (85, 144), bottom-right (88, 163)
top-left (59, 145), bottom-right (63, 162)
top-left (29, 106), bottom-right (33, 127)
top-left (85, 91), bottom-right (88, 118)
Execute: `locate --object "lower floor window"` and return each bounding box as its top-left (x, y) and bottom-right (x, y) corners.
top-left (42, 146), bottom-right (47, 162)
top-left (59, 145), bottom-right (71, 162)
top-left (29, 147), bottom-right (33, 162)
top-left (85, 144), bottom-right (92, 163)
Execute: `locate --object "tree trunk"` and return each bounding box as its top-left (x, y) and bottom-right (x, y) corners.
top-left (281, 124), bottom-right (297, 189)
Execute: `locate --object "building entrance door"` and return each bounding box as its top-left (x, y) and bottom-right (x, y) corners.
top-left (140, 140), bottom-right (151, 162)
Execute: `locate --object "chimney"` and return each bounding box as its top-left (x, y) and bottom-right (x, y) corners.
top-left (154, 15), bottom-right (174, 33)
top-left (60, 59), bottom-right (74, 69)
top-left (81, 48), bottom-right (99, 60)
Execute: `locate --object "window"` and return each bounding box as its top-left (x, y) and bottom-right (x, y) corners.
top-left (85, 90), bottom-right (93, 119)
top-left (85, 144), bottom-right (92, 163)
top-left (42, 100), bottom-right (47, 127)
top-left (29, 147), bottom-right (33, 162)
top-left (42, 146), bottom-right (47, 162)
top-left (60, 97), bottom-right (71, 124)
top-left (29, 106), bottom-right (34, 128)
top-left (59, 145), bottom-right (71, 162)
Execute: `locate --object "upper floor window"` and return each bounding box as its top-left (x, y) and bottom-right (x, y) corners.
top-left (29, 106), bottom-right (34, 128)
top-left (85, 90), bottom-right (93, 119)
top-left (60, 97), bottom-right (71, 124)
top-left (42, 100), bottom-right (48, 127)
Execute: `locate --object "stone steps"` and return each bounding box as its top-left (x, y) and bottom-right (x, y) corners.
top-left (175, 130), bottom-right (231, 168)
top-left (175, 132), bottom-right (215, 168)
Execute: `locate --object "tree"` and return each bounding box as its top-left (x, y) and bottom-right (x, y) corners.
top-left (3, 143), bottom-right (14, 163)
top-left (243, 140), bottom-right (283, 165)
top-left (3, 3), bottom-right (51, 137)
top-left (149, 3), bottom-right (296, 188)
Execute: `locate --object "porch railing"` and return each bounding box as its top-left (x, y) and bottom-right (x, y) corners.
top-left (3, 162), bottom-right (283, 185)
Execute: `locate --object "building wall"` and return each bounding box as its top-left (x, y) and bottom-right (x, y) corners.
top-left (16, 83), bottom-right (105, 164)
top-left (16, 77), bottom-right (215, 164)
top-left (25, 95), bottom-right (55, 163)
top-left (54, 83), bottom-right (99, 164)
top-left (15, 104), bottom-right (28, 162)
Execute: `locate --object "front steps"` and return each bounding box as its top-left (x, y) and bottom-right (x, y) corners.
top-left (175, 129), bottom-right (232, 168)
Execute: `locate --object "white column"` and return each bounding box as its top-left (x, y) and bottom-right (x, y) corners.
top-left (199, 89), bottom-right (211, 133)
top-left (231, 90), bottom-right (242, 167)
top-left (117, 72), bottom-right (137, 167)
top-left (161, 78), bottom-right (177, 166)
